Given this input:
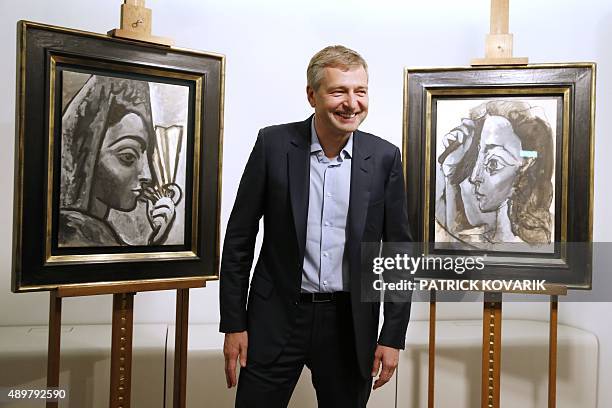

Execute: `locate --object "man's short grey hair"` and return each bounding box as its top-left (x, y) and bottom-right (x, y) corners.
top-left (307, 45), bottom-right (368, 90)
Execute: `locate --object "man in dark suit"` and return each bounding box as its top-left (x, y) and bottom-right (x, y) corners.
top-left (220, 45), bottom-right (412, 407)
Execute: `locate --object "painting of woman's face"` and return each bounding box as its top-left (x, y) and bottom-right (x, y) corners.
top-left (469, 116), bottom-right (523, 213)
top-left (59, 72), bottom-right (190, 247)
top-left (434, 98), bottom-right (558, 249)
top-left (92, 112), bottom-right (152, 212)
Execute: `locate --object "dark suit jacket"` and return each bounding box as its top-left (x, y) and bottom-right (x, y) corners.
top-left (219, 116), bottom-right (412, 378)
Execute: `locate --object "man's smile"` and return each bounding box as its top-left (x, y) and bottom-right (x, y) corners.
top-left (335, 111), bottom-right (358, 119)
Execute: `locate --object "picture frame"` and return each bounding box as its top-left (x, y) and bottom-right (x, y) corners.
top-left (403, 64), bottom-right (595, 289)
top-left (12, 21), bottom-right (224, 292)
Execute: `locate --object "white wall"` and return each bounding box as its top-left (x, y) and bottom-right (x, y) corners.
top-left (1, 0), bottom-right (611, 406)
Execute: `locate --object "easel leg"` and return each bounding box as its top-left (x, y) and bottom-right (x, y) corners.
top-left (428, 290), bottom-right (436, 408)
top-left (482, 292), bottom-right (502, 408)
top-left (548, 295), bottom-right (559, 408)
top-left (173, 288), bottom-right (190, 408)
top-left (46, 290), bottom-right (62, 408)
top-left (109, 293), bottom-right (135, 408)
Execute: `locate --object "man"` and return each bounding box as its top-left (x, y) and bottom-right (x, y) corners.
top-left (220, 45), bottom-right (412, 407)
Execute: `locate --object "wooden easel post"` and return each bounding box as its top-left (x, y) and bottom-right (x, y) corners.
top-left (46, 290), bottom-right (62, 408)
top-left (109, 292), bottom-right (135, 408)
top-left (471, 0), bottom-right (528, 66)
top-left (173, 288), bottom-right (190, 408)
top-left (427, 289), bottom-right (436, 408)
top-left (548, 295), bottom-right (559, 408)
top-left (481, 292), bottom-right (502, 408)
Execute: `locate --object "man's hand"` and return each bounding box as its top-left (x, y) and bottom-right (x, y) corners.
top-left (371, 344), bottom-right (399, 390)
top-left (223, 331), bottom-right (248, 388)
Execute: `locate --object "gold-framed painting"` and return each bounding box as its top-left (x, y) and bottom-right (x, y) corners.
top-left (403, 64), bottom-right (595, 289)
top-left (12, 21), bottom-right (224, 291)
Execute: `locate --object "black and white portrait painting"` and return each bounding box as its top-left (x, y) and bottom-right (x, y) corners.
top-left (59, 71), bottom-right (189, 248)
top-left (434, 98), bottom-right (557, 252)
top-left (13, 22), bottom-right (225, 290)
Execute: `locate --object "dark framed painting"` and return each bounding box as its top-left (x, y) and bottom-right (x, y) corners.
top-left (12, 21), bottom-right (224, 291)
top-left (404, 64), bottom-right (595, 289)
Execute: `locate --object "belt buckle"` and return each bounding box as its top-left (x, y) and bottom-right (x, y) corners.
top-left (312, 293), bottom-right (332, 303)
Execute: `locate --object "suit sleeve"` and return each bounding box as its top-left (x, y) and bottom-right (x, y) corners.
top-left (219, 130), bottom-right (266, 333)
top-left (377, 147), bottom-right (414, 349)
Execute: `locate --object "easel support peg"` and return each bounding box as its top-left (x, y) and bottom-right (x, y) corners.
top-left (108, 0), bottom-right (174, 47)
top-left (471, 0), bottom-right (528, 66)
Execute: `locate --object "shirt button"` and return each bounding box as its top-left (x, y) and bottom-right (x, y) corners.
top-left (324, 221), bottom-right (330, 226)
top-left (327, 193), bottom-right (332, 197)
top-left (323, 252), bottom-right (329, 257)
top-left (323, 280), bottom-right (328, 285)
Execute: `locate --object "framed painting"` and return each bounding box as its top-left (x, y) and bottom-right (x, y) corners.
top-left (12, 21), bottom-right (224, 291)
top-left (404, 64), bottom-right (595, 289)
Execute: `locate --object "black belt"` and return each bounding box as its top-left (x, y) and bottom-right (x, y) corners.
top-left (299, 292), bottom-right (349, 303)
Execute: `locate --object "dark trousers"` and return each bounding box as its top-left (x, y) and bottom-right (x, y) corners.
top-left (235, 295), bottom-right (372, 408)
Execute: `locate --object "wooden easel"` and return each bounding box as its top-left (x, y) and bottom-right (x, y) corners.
top-left (426, 3), bottom-right (567, 408)
top-left (468, 4), bottom-right (525, 404)
top-left (427, 285), bottom-right (567, 408)
top-left (45, 279), bottom-right (205, 408)
top-left (45, 5), bottom-right (199, 407)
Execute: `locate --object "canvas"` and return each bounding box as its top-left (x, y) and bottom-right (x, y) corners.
top-left (434, 97), bottom-right (558, 253)
top-left (59, 71), bottom-right (189, 247)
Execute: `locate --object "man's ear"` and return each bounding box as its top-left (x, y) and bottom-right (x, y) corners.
top-left (306, 86), bottom-right (316, 108)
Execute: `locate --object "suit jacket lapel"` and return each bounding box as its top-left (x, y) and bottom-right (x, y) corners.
top-left (288, 118), bottom-right (311, 263)
top-left (348, 130), bottom-right (372, 284)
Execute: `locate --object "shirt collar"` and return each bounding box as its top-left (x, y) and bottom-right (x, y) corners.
top-left (310, 116), bottom-right (353, 159)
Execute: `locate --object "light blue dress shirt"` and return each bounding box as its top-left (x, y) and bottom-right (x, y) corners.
top-left (301, 118), bottom-right (352, 293)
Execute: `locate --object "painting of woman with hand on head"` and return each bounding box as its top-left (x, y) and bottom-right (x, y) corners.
top-left (59, 72), bottom-right (187, 247)
top-left (435, 99), bottom-right (556, 250)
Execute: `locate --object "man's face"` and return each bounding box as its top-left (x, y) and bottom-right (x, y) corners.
top-left (307, 65), bottom-right (368, 138)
